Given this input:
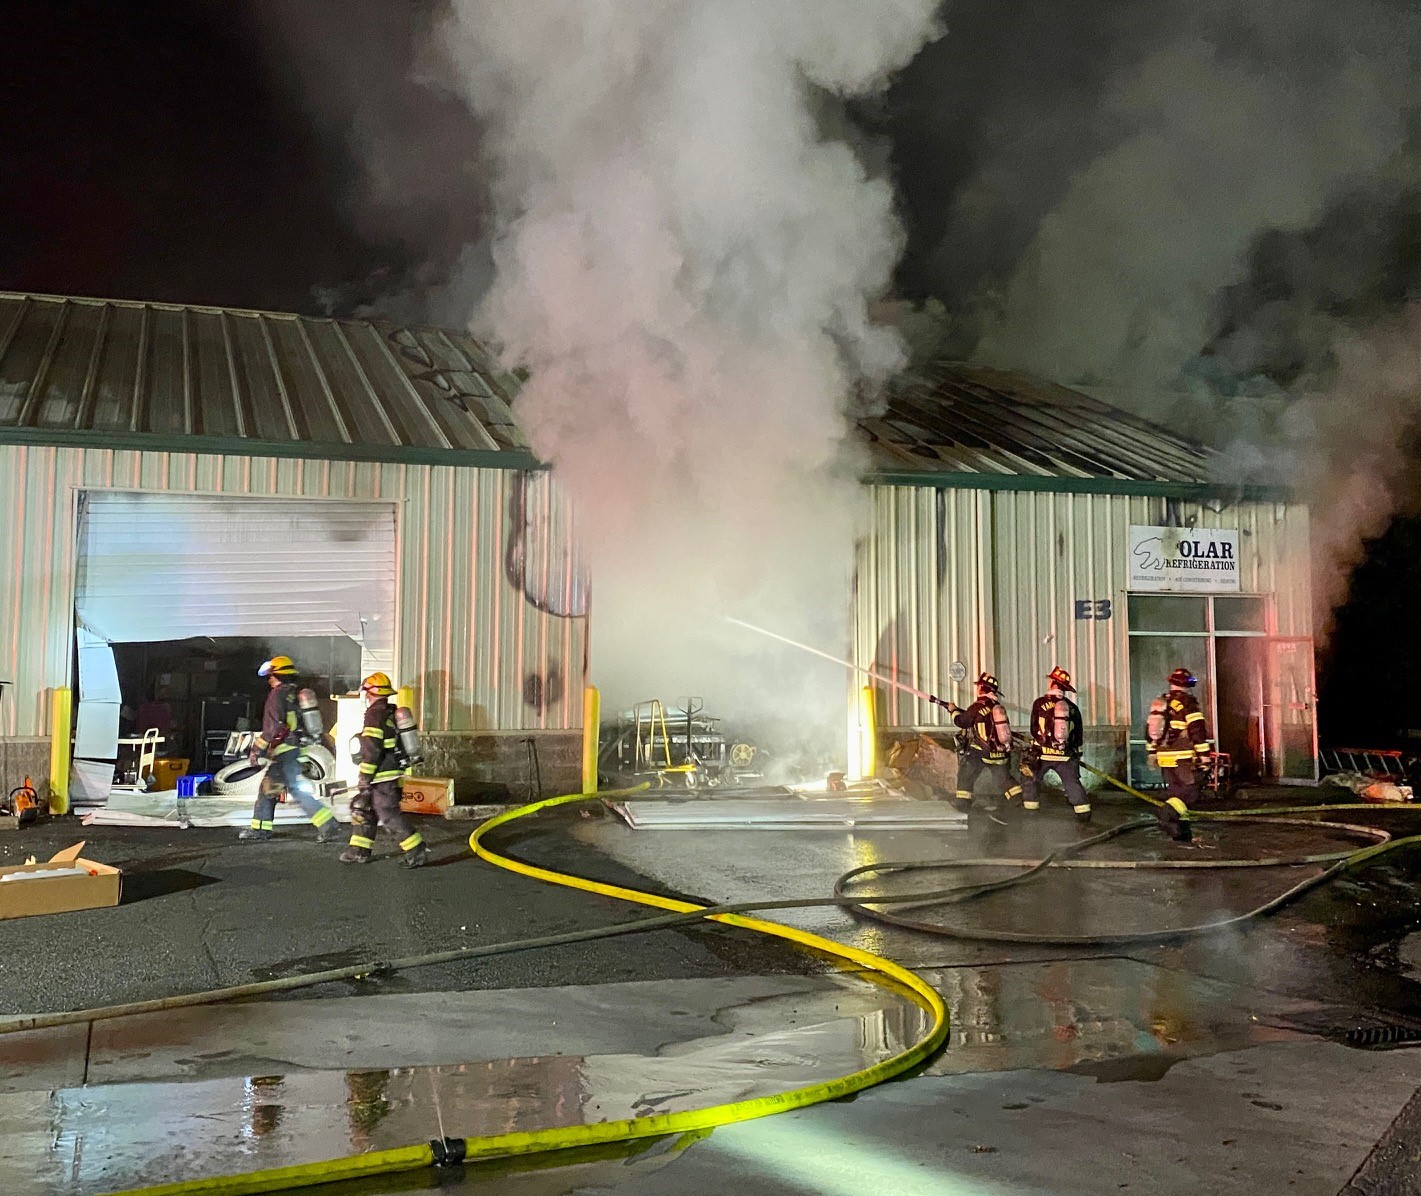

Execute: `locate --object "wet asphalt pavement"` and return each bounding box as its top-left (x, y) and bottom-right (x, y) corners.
top-left (0, 809), bottom-right (818, 1016)
top-left (4, 788), bottom-right (1421, 1193)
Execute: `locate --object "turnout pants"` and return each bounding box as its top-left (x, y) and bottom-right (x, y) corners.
top-left (955, 752), bottom-right (1021, 808)
top-left (1153, 759), bottom-right (1199, 842)
top-left (250, 750), bottom-right (335, 832)
top-left (1020, 757), bottom-right (1091, 815)
top-left (1163, 762), bottom-right (1201, 804)
top-left (348, 779), bottom-right (423, 856)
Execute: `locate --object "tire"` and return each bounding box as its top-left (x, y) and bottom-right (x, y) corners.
top-left (212, 761), bottom-right (266, 796)
top-left (211, 746), bottom-right (336, 796)
top-left (300, 745), bottom-right (337, 783)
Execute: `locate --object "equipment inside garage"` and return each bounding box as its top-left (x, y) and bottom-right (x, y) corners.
top-left (110, 635), bottom-right (361, 776)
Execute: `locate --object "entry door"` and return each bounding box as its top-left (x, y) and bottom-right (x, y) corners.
top-left (1265, 638), bottom-right (1317, 781)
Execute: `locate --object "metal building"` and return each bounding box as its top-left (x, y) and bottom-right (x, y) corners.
top-left (852, 362), bottom-right (1314, 786)
top-left (0, 292), bottom-right (587, 804)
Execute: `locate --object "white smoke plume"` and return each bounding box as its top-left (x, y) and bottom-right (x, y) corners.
top-left (1213, 306), bottom-right (1421, 627)
top-left (436, 1), bottom-right (942, 725)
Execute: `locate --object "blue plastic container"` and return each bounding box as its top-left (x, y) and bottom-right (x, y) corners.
top-left (177, 774), bottom-right (214, 798)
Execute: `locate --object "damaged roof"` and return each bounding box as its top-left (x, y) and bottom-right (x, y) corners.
top-left (0, 291), bottom-right (1266, 498)
top-left (859, 361), bottom-right (1224, 495)
top-left (0, 291), bottom-right (537, 468)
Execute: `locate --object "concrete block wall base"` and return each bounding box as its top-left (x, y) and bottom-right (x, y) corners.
top-left (420, 730), bottom-right (581, 803)
top-left (0, 738), bottom-right (52, 808)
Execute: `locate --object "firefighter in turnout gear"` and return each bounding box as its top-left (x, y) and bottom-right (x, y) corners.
top-left (1145, 667), bottom-right (1212, 843)
top-left (239, 656), bottom-right (340, 843)
top-left (934, 672), bottom-right (1020, 813)
top-left (1020, 667), bottom-right (1091, 822)
top-left (341, 673), bottom-right (429, 868)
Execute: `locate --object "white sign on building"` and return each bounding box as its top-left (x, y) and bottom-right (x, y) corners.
top-left (1128, 525), bottom-right (1241, 594)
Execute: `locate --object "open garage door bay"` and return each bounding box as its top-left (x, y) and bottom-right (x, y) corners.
top-left (71, 493), bottom-right (396, 801)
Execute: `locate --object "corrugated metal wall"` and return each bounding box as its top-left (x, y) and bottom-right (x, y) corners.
top-left (857, 485), bottom-right (1312, 729)
top-left (853, 486), bottom-right (993, 730)
top-left (0, 444), bottom-right (586, 737)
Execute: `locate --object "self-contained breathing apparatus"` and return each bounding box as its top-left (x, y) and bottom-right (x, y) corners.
top-left (296, 688), bottom-right (325, 746)
top-left (394, 706), bottom-right (424, 769)
top-left (347, 708), bottom-right (422, 770)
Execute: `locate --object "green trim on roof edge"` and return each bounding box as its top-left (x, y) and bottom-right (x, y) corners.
top-left (0, 426), bottom-right (546, 472)
top-left (0, 427), bottom-right (1291, 502)
top-left (864, 468), bottom-right (1293, 503)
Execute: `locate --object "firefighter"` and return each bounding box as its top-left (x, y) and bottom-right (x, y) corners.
top-left (932, 672), bottom-right (1020, 813)
top-left (239, 656), bottom-right (340, 842)
top-left (341, 672), bottom-right (429, 868)
top-left (1145, 667), bottom-right (1213, 843)
top-left (1020, 666), bottom-right (1092, 822)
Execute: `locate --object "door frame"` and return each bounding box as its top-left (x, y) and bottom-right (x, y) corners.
top-left (1125, 593), bottom-right (1313, 785)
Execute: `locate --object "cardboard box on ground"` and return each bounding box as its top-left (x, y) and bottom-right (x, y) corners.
top-left (400, 777), bottom-right (453, 815)
top-left (0, 843), bottom-right (121, 920)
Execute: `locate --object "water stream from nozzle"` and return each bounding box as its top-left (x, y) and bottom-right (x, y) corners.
top-left (723, 616), bottom-right (942, 704)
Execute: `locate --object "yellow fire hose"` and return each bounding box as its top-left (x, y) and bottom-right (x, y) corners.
top-left (105, 789), bottom-right (950, 1196)
top-left (86, 778), bottom-right (1421, 1194)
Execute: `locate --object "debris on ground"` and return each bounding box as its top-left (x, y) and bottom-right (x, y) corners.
top-left (1322, 772), bottom-right (1414, 803)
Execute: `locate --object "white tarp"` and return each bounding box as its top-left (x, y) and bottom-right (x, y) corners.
top-left (1128, 525), bottom-right (1241, 594)
top-left (74, 493), bottom-right (397, 672)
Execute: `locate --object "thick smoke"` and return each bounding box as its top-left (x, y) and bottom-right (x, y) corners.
top-left (972, 0), bottom-right (1413, 404)
top-left (434, 1), bottom-right (942, 722)
top-left (245, 0), bottom-right (491, 322)
top-left (892, 0), bottom-right (1421, 633)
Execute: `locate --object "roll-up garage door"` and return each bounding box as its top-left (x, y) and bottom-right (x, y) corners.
top-left (74, 493), bottom-right (397, 670)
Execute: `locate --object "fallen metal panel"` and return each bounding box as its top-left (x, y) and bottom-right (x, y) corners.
top-left (609, 798), bottom-right (968, 830)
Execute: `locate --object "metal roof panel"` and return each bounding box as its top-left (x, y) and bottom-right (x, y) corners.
top-left (0, 292), bottom-right (535, 467)
top-left (0, 292), bottom-right (1215, 488)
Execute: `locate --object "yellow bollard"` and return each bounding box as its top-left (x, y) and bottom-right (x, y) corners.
top-left (857, 684), bottom-right (877, 781)
top-left (49, 687), bottom-right (71, 816)
top-left (582, 686), bottom-right (600, 794)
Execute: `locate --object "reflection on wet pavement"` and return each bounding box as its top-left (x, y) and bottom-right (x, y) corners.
top-left (0, 981), bottom-right (930, 1193)
top-left (923, 957), bottom-right (1314, 1079)
top-left (7, 802), bottom-right (1419, 1194)
top-left (0, 948), bottom-right (1344, 1194)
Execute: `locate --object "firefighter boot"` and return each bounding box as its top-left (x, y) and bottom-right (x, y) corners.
top-left (1158, 798), bottom-right (1192, 843)
top-left (399, 832), bottom-right (429, 869)
top-left (238, 826), bottom-right (273, 842)
top-left (340, 831), bottom-right (375, 864)
top-left (314, 814), bottom-right (341, 843)
top-left (1073, 804), bottom-right (1093, 824)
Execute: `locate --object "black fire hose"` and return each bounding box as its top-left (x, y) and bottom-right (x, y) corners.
top-left (833, 814), bottom-right (1405, 945)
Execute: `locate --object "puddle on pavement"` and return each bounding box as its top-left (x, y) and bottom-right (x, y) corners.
top-left (0, 992), bottom-right (932, 1193)
top-left (920, 957), bottom-right (1315, 1081)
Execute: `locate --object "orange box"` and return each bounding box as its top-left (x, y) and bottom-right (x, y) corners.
top-left (399, 776), bottom-right (453, 816)
top-left (0, 842), bottom-right (122, 920)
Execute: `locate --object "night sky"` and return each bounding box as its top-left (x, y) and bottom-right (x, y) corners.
top-left (0, 1), bottom-right (462, 313)
top-left (4, 0), bottom-right (1418, 747)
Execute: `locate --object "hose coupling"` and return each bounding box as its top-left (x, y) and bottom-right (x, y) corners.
top-left (429, 1137), bottom-right (468, 1167)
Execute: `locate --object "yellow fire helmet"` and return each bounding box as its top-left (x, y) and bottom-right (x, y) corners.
top-left (361, 671), bottom-right (396, 697)
top-left (258, 655), bottom-right (298, 678)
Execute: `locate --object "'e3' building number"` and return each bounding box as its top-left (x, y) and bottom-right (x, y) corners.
top-left (1074, 599), bottom-right (1113, 621)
